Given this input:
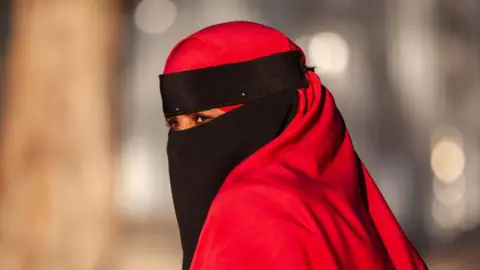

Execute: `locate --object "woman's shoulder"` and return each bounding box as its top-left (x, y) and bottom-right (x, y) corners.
top-left (217, 180), bottom-right (303, 207)
top-left (216, 167), bottom-right (321, 209)
top-left (210, 179), bottom-right (318, 231)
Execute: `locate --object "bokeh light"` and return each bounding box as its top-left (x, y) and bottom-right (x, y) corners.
top-left (308, 32), bottom-right (350, 75)
top-left (134, 0), bottom-right (177, 35)
top-left (432, 197), bottom-right (467, 230)
top-left (433, 176), bottom-right (466, 207)
top-left (431, 136), bottom-right (465, 184)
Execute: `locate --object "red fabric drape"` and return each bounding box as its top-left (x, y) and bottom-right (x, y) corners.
top-left (164, 21), bottom-right (426, 270)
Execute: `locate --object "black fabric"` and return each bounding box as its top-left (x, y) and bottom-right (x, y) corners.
top-left (167, 89), bottom-right (298, 270)
top-left (160, 51), bottom-right (308, 116)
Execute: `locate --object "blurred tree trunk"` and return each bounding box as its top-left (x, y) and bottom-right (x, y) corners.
top-left (0, 1), bottom-right (122, 270)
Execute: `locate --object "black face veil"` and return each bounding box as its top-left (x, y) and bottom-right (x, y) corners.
top-left (159, 51), bottom-right (309, 269)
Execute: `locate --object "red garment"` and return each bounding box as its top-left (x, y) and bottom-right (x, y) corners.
top-left (165, 21), bottom-right (426, 270)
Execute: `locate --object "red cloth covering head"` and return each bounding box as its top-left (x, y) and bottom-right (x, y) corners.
top-left (163, 22), bottom-right (304, 113)
top-left (164, 21), bottom-right (426, 270)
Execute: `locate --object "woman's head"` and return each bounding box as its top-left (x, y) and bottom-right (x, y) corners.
top-left (161, 21), bottom-right (305, 131)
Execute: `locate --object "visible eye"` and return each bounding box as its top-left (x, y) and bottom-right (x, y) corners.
top-left (195, 114), bottom-right (211, 124)
top-left (165, 117), bottom-right (178, 129)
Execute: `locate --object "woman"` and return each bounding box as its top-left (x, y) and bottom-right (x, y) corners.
top-left (160, 21), bottom-right (427, 270)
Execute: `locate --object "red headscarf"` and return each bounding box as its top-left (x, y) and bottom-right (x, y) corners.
top-left (164, 21), bottom-right (426, 270)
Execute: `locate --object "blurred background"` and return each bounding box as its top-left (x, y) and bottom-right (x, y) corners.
top-left (0, 0), bottom-right (479, 269)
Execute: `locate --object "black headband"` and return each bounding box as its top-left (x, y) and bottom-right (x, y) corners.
top-left (159, 50), bottom-right (309, 117)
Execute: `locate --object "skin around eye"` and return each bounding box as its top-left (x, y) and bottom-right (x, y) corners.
top-left (165, 108), bottom-right (226, 131)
